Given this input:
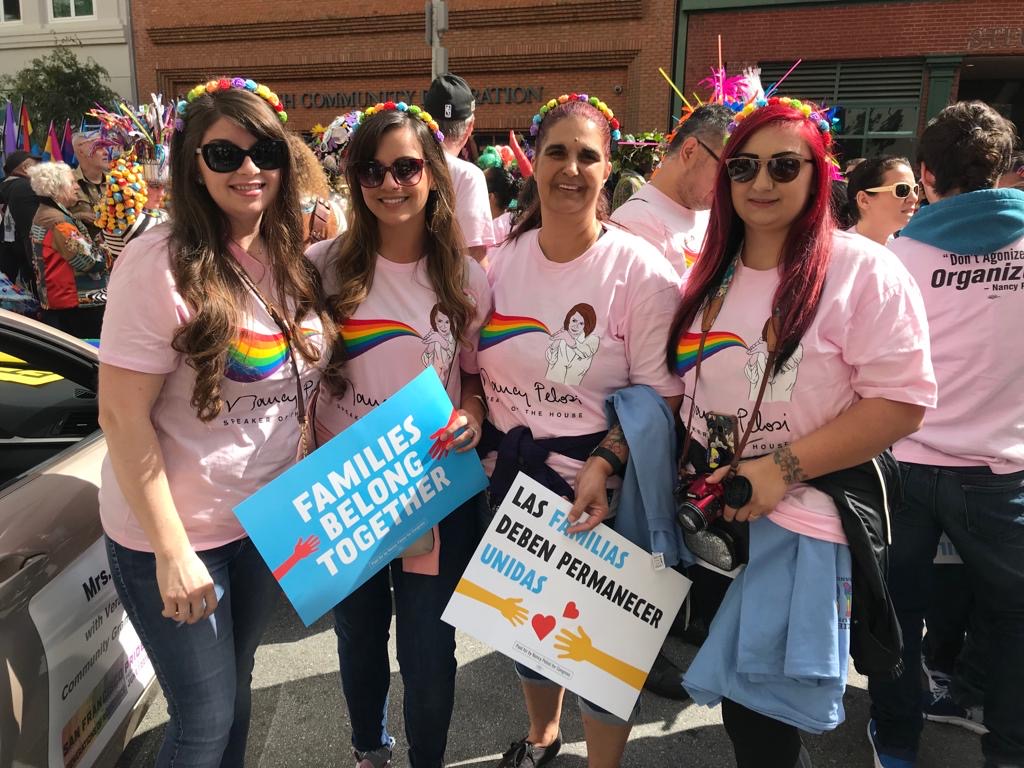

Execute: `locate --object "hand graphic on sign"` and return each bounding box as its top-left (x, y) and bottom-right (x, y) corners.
top-left (272, 535), bottom-right (321, 581)
top-left (455, 577), bottom-right (529, 627)
top-left (429, 407), bottom-right (481, 458)
top-left (553, 625), bottom-right (647, 690)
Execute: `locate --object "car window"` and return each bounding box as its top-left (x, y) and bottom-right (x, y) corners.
top-left (0, 341), bottom-right (99, 488)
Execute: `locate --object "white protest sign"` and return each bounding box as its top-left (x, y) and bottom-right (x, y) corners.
top-left (443, 473), bottom-right (690, 719)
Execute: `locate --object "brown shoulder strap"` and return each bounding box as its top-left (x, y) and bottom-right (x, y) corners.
top-left (308, 198), bottom-right (331, 243)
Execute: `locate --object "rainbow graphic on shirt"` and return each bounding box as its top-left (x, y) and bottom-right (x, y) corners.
top-left (478, 313), bottom-right (551, 351)
top-left (225, 327), bottom-right (318, 383)
top-left (674, 330), bottom-right (747, 376)
top-left (341, 318), bottom-right (422, 359)
top-left (683, 247), bottom-right (701, 270)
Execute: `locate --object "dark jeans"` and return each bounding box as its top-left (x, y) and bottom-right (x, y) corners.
top-left (868, 463), bottom-right (1024, 767)
top-left (106, 536), bottom-right (278, 768)
top-left (923, 563), bottom-right (971, 676)
top-left (42, 305), bottom-right (104, 338)
top-left (332, 494), bottom-right (482, 768)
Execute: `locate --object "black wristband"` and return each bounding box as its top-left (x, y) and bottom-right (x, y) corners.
top-left (590, 446), bottom-right (626, 477)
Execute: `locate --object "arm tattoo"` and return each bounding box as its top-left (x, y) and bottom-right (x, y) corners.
top-left (600, 424), bottom-right (629, 463)
top-left (773, 445), bottom-right (807, 484)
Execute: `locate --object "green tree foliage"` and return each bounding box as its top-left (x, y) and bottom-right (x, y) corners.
top-left (0, 46), bottom-right (119, 147)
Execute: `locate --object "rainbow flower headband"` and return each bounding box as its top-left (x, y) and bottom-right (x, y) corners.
top-left (356, 101), bottom-right (444, 142)
top-left (175, 77), bottom-right (287, 130)
top-left (530, 93), bottom-right (622, 141)
top-left (727, 96), bottom-right (836, 138)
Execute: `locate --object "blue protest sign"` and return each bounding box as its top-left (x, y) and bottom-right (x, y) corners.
top-left (234, 368), bottom-right (488, 625)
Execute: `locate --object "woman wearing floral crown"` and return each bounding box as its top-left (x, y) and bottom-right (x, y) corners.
top-left (655, 94), bottom-right (936, 767)
top-left (97, 77), bottom-right (333, 768)
top-left (478, 93), bottom-right (684, 768)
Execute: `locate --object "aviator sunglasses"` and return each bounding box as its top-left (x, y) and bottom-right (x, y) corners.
top-left (725, 155), bottom-right (814, 184)
top-left (865, 182), bottom-right (920, 199)
top-left (197, 139), bottom-right (287, 173)
top-left (352, 157), bottom-right (426, 188)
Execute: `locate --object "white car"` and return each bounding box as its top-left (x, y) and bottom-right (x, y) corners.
top-left (0, 309), bottom-right (156, 768)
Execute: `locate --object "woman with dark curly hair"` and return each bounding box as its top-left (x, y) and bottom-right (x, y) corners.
top-left (97, 78), bottom-right (334, 768)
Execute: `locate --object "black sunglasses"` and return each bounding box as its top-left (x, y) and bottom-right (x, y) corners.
top-left (353, 157), bottom-right (425, 188)
top-left (725, 155), bottom-right (814, 184)
top-left (196, 139), bottom-right (287, 173)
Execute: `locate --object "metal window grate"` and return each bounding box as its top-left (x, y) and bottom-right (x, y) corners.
top-left (757, 60), bottom-right (924, 104)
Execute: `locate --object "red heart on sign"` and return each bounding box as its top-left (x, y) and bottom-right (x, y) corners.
top-left (562, 601), bottom-right (580, 619)
top-left (531, 614), bottom-right (556, 641)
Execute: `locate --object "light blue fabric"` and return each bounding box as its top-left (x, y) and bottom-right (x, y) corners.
top-left (606, 385), bottom-right (692, 567)
top-left (899, 188), bottom-right (1024, 254)
top-left (683, 518), bottom-right (852, 733)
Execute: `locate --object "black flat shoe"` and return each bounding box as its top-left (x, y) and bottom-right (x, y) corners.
top-left (495, 731), bottom-right (562, 767)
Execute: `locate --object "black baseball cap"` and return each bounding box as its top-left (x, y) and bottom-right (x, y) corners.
top-left (424, 74), bottom-right (475, 120)
top-left (3, 150), bottom-right (41, 176)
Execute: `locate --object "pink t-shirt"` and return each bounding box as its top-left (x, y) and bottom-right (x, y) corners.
top-left (446, 153), bottom-right (495, 249)
top-left (308, 240), bottom-right (492, 438)
top-left (679, 230), bottom-right (937, 544)
top-left (98, 228), bottom-right (330, 551)
top-left (610, 182), bottom-right (709, 277)
top-left (479, 226), bottom-right (685, 486)
top-left (891, 233), bottom-right (1024, 473)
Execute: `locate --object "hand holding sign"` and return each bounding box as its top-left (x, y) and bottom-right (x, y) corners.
top-left (443, 473), bottom-right (690, 719)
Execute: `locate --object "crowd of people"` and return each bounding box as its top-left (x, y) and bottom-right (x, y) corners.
top-left (2, 69), bottom-right (1021, 768)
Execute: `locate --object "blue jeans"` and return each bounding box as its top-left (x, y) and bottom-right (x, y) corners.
top-left (868, 464), bottom-right (1024, 767)
top-left (106, 536), bottom-right (278, 768)
top-left (332, 494), bottom-right (482, 768)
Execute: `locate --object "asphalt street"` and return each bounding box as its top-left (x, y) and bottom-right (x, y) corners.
top-left (118, 591), bottom-right (981, 767)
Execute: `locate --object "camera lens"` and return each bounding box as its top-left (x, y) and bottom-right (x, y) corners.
top-left (676, 496), bottom-right (722, 534)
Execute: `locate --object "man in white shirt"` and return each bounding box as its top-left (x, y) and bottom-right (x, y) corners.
top-left (611, 104), bottom-right (732, 276)
top-left (423, 73), bottom-right (495, 262)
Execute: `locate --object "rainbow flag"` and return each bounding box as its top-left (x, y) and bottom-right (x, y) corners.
top-left (43, 122), bottom-right (63, 163)
top-left (674, 330), bottom-right (746, 376)
top-left (478, 312), bottom-right (550, 351)
top-left (225, 327), bottom-right (317, 382)
top-left (17, 102), bottom-right (31, 152)
top-left (341, 318), bottom-right (421, 358)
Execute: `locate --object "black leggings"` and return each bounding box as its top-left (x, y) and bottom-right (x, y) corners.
top-left (722, 699), bottom-right (809, 768)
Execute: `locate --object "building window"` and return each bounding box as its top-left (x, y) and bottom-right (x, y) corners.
top-left (758, 60), bottom-right (924, 162)
top-left (2, 0), bottom-right (21, 23)
top-left (51, 0), bottom-right (94, 19)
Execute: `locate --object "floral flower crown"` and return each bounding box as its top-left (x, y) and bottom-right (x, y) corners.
top-left (175, 77), bottom-right (287, 130)
top-left (529, 93), bottom-right (622, 142)
top-left (727, 96), bottom-right (837, 140)
top-left (355, 101), bottom-right (444, 143)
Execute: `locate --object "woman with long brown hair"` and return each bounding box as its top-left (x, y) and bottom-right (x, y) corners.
top-left (307, 102), bottom-right (490, 768)
top-left (97, 79), bottom-right (333, 768)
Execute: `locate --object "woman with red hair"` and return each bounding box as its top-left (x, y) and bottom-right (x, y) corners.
top-left (665, 98), bottom-right (937, 766)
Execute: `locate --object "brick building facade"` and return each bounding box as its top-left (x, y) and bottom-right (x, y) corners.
top-left (129, 0), bottom-right (679, 142)
top-left (675, 0), bottom-right (1024, 162)
top-left (130, 0), bottom-right (1023, 159)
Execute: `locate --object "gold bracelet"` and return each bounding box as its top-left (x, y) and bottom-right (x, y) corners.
top-left (468, 393), bottom-right (488, 414)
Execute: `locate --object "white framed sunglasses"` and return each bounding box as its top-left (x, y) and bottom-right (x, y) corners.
top-left (866, 182), bottom-right (920, 199)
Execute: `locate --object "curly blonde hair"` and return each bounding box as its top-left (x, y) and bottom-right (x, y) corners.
top-left (287, 134), bottom-right (331, 200)
top-left (27, 162), bottom-right (76, 202)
